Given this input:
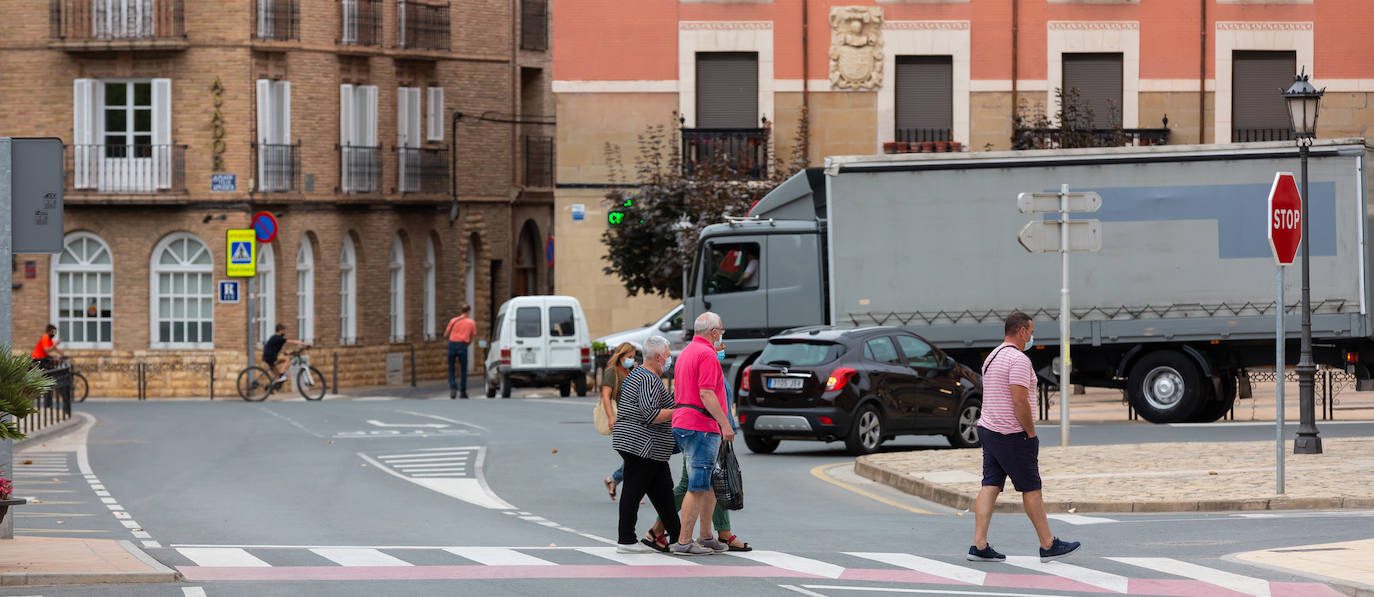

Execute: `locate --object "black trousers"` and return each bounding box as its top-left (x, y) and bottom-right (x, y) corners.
top-left (617, 450), bottom-right (682, 545)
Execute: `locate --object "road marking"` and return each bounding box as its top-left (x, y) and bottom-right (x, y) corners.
top-left (1047, 514), bottom-right (1118, 526)
top-left (847, 552), bottom-right (985, 585)
top-left (377, 455), bottom-right (470, 463)
top-left (358, 450), bottom-right (513, 510)
top-left (575, 546), bottom-right (699, 566)
top-left (254, 405), bottom-right (324, 438)
top-left (310, 548), bottom-right (413, 567)
top-left (395, 410), bottom-right (490, 433)
top-left (366, 420), bottom-right (449, 429)
top-left (443, 547), bottom-right (557, 566)
top-left (729, 550), bottom-right (846, 579)
top-left (183, 588), bottom-right (208, 597)
top-left (177, 548), bottom-right (271, 567)
top-left (144, 540), bottom-right (162, 548)
top-left (1004, 556), bottom-right (1130, 593)
top-left (394, 463), bottom-right (468, 470)
top-left (810, 464), bottom-right (933, 515)
top-left (800, 585), bottom-right (1078, 597)
top-left (780, 584), bottom-right (832, 597)
top-left (1108, 557), bottom-right (1271, 597)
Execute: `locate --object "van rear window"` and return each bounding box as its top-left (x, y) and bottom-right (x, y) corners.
top-left (515, 307), bottom-right (542, 338)
top-left (549, 306), bottom-right (575, 337)
top-left (758, 341), bottom-right (845, 367)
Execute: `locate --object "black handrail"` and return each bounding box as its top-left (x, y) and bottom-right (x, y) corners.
top-left (523, 135), bottom-right (554, 188)
top-left (253, 0), bottom-right (300, 41)
top-left (65, 144), bottom-right (187, 193)
top-left (254, 142), bottom-right (302, 192)
top-left (398, 0), bottom-right (450, 51)
top-left (50, 0), bottom-right (186, 41)
top-left (398, 147), bottom-right (450, 193)
top-left (340, 145), bottom-right (382, 193)
top-left (680, 128), bottom-right (769, 180)
top-left (340, 0), bottom-right (382, 46)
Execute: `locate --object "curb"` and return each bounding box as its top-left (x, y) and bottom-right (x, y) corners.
top-left (853, 458), bottom-right (1374, 513)
top-left (0, 541), bottom-right (180, 587)
top-left (1223, 552), bottom-right (1374, 597)
top-left (13, 416), bottom-right (84, 452)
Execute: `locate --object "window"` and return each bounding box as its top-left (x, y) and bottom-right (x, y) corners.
top-left (758, 341), bottom-right (846, 368)
top-left (93, 0), bottom-right (156, 39)
top-left (151, 233), bottom-right (213, 348)
top-left (255, 243), bottom-right (276, 343)
top-left (389, 235), bottom-right (406, 342)
top-left (397, 86), bottom-right (422, 191)
top-left (549, 306), bottom-right (575, 337)
top-left (695, 52), bottom-right (759, 128)
top-left (427, 87), bottom-right (444, 141)
top-left (296, 240), bottom-right (314, 343)
top-left (72, 78), bottom-right (172, 192)
top-left (703, 242), bottom-right (761, 295)
top-left (895, 56), bottom-right (953, 143)
top-left (423, 237), bottom-right (436, 340)
top-left (1232, 51), bottom-right (1297, 142)
top-left (863, 337), bottom-right (902, 365)
top-left (339, 84), bottom-right (379, 193)
top-left (256, 79), bottom-right (293, 191)
top-left (515, 306), bottom-right (541, 338)
top-left (895, 335), bottom-right (940, 368)
top-left (52, 232), bottom-right (113, 348)
top-left (660, 307), bottom-right (684, 333)
top-left (1062, 53), bottom-right (1123, 128)
top-left (520, 0), bottom-right (548, 51)
top-left (339, 236), bottom-right (358, 344)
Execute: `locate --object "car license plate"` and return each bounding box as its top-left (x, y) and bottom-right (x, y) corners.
top-left (768, 377), bottom-right (804, 390)
top-left (521, 351), bottom-right (537, 364)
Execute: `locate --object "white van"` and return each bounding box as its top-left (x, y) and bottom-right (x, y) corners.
top-left (484, 296), bottom-right (593, 398)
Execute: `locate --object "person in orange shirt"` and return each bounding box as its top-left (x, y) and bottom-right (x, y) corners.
top-left (31, 324), bottom-right (65, 368)
top-left (444, 305), bottom-right (478, 399)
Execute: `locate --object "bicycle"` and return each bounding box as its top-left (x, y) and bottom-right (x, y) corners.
top-left (236, 348), bottom-right (326, 401)
top-left (42, 357), bottom-right (89, 402)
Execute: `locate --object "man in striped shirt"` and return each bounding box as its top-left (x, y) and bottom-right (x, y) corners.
top-left (969, 312), bottom-right (1081, 563)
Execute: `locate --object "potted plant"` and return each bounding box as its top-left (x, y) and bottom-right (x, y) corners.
top-left (882, 142), bottom-right (899, 154)
top-left (0, 476), bottom-right (20, 521)
top-left (0, 345), bottom-right (46, 523)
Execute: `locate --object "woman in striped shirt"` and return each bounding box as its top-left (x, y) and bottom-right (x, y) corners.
top-left (610, 335), bottom-right (681, 553)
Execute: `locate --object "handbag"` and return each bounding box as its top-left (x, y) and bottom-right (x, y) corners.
top-left (711, 440), bottom-right (744, 511)
top-left (593, 400), bottom-right (616, 435)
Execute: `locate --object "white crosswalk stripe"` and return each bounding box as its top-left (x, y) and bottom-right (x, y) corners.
top-left (1005, 556), bottom-right (1130, 593)
top-left (848, 552), bottom-right (986, 585)
top-left (575, 546), bottom-right (700, 566)
top-left (1047, 514), bottom-right (1119, 525)
top-left (1109, 557), bottom-right (1272, 597)
top-left (310, 548), bottom-right (413, 567)
top-left (443, 547), bottom-right (557, 566)
top-left (177, 548), bottom-right (271, 567)
top-left (728, 551), bottom-right (846, 579)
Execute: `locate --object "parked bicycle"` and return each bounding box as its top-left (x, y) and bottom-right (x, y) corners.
top-left (236, 348), bottom-right (326, 401)
top-left (44, 357), bottom-right (89, 402)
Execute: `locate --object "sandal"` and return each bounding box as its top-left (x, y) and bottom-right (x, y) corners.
top-left (604, 478), bottom-right (617, 502)
top-left (640, 531), bottom-right (669, 553)
top-left (722, 534), bottom-right (752, 552)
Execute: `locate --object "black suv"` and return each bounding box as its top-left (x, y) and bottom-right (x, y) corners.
top-left (737, 326), bottom-right (983, 455)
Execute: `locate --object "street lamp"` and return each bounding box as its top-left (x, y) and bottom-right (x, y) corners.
top-left (1282, 67), bottom-right (1325, 454)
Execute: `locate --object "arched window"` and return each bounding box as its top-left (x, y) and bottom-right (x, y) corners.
top-left (52, 232), bottom-right (114, 348)
top-left (424, 237), bottom-right (436, 340)
top-left (339, 235), bottom-right (357, 344)
top-left (151, 232), bottom-right (213, 348)
top-left (296, 239), bottom-right (315, 343)
top-left (255, 243), bottom-right (276, 344)
top-left (389, 235), bottom-right (406, 342)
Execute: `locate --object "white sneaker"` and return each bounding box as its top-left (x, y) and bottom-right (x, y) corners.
top-left (616, 542), bottom-right (655, 554)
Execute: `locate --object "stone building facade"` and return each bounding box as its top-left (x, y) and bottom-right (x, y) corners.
top-left (2, 0), bottom-right (554, 397)
top-left (553, 0), bottom-right (1374, 339)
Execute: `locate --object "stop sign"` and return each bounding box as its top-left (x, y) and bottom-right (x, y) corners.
top-left (1268, 172), bottom-right (1302, 265)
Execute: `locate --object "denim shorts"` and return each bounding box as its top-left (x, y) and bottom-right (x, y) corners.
top-left (978, 426), bottom-right (1042, 493)
top-left (672, 428), bottom-right (720, 492)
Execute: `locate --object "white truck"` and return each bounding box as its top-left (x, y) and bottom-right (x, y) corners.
top-left (684, 139), bottom-right (1374, 423)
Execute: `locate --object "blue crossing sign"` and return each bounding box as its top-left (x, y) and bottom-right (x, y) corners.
top-left (219, 280), bottom-right (240, 303)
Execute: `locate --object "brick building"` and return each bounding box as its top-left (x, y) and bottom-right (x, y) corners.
top-left (553, 0), bottom-right (1374, 338)
top-left (2, 0), bottom-right (555, 397)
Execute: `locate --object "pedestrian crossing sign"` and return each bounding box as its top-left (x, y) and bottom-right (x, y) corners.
top-left (226, 229), bottom-right (257, 277)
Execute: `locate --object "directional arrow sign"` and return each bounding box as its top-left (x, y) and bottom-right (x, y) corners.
top-left (1018, 191), bottom-right (1103, 214)
top-left (366, 420), bottom-right (450, 429)
top-left (1018, 219), bottom-right (1103, 253)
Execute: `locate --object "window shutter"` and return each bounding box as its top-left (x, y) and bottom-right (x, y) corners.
top-left (151, 78), bottom-right (172, 189)
top-left (1232, 50), bottom-right (1296, 140)
top-left (363, 85), bottom-right (379, 147)
top-left (397, 86), bottom-right (410, 149)
top-left (1062, 53), bottom-right (1123, 128)
top-left (695, 52), bottom-right (758, 129)
top-left (427, 87), bottom-right (443, 141)
top-left (257, 79), bottom-right (270, 189)
top-left (73, 79), bottom-right (95, 189)
top-left (406, 88), bottom-right (421, 148)
top-left (274, 80), bottom-right (291, 144)
top-left (340, 84), bottom-right (353, 192)
top-left (894, 56), bottom-right (953, 137)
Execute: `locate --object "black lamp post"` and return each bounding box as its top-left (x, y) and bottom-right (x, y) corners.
top-left (1282, 67), bottom-right (1325, 454)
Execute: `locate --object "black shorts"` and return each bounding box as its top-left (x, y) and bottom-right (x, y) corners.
top-left (263, 356), bottom-right (279, 367)
top-left (978, 426), bottom-right (1043, 493)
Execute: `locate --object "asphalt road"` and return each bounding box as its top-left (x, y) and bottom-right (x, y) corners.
top-left (7, 385), bottom-right (1373, 597)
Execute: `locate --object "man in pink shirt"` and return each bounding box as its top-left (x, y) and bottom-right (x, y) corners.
top-left (445, 305), bottom-right (477, 399)
top-left (669, 312), bottom-right (735, 556)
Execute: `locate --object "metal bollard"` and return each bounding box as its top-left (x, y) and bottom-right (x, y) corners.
top-left (410, 344), bottom-right (417, 388)
top-left (333, 352), bottom-right (339, 395)
top-left (209, 356), bottom-right (216, 401)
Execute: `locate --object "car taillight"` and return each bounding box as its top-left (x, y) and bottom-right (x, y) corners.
top-left (738, 414), bottom-right (748, 424)
top-left (1347, 351), bottom-right (1360, 363)
top-left (741, 366), bottom-right (752, 392)
top-left (825, 368), bottom-right (857, 392)
top-left (818, 416), bottom-right (834, 425)
top-left (580, 347), bottom-right (591, 365)
top-left (500, 349), bottom-right (511, 366)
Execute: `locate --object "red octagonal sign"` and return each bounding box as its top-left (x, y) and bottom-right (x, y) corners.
top-left (1268, 172), bottom-right (1302, 265)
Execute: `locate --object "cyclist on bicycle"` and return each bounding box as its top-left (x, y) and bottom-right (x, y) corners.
top-left (263, 324), bottom-right (311, 385)
top-left (31, 324), bottom-right (66, 369)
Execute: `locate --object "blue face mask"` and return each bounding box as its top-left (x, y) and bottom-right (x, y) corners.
top-left (621, 358), bottom-right (636, 369)
top-left (716, 350), bottom-right (726, 361)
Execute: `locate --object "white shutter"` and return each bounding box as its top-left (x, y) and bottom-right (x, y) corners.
top-left (397, 87), bottom-right (411, 148)
top-left (427, 87), bottom-right (444, 141)
top-left (406, 88), bottom-right (421, 148)
top-left (256, 79), bottom-right (270, 189)
top-left (363, 85), bottom-right (379, 147)
top-left (73, 79), bottom-right (95, 189)
top-left (340, 84), bottom-right (354, 193)
top-left (275, 80), bottom-right (291, 143)
top-left (151, 78), bottom-right (172, 189)
top-left (257, 0), bottom-right (269, 38)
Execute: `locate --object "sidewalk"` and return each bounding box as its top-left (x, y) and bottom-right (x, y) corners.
top-left (0, 536), bottom-right (179, 586)
top-left (1039, 379), bottom-right (1374, 423)
top-left (1232, 539), bottom-right (1374, 597)
top-left (855, 436), bottom-right (1374, 513)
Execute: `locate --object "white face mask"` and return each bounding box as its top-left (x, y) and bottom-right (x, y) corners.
top-left (621, 358), bottom-right (635, 369)
top-left (1023, 334), bottom-right (1034, 352)
top-left (663, 355), bottom-right (673, 371)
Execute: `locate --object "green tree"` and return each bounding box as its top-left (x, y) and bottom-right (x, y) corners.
top-left (0, 346), bottom-right (48, 440)
top-left (1012, 86), bottom-right (1125, 150)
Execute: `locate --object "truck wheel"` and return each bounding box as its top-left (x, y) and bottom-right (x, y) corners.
top-left (1191, 374), bottom-right (1237, 423)
top-left (946, 397), bottom-right (982, 449)
top-left (744, 434), bottom-right (780, 454)
top-left (500, 374), bottom-right (512, 398)
top-left (559, 381), bottom-right (571, 397)
top-left (575, 374), bottom-right (589, 397)
top-left (845, 405), bottom-right (885, 455)
top-left (1127, 351), bottom-right (1205, 423)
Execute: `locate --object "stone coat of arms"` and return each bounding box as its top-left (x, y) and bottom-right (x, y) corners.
top-left (829, 6), bottom-right (884, 91)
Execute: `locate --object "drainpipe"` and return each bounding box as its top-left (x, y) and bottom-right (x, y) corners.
top-left (1199, 0), bottom-right (1207, 143)
top-left (801, 0), bottom-right (810, 161)
top-left (1011, 0), bottom-right (1019, 128)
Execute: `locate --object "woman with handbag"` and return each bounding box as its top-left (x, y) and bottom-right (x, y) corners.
top-left (598, 342), bottom-right (637, 500)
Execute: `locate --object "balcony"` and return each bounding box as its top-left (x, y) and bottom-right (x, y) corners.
top-left (340, 145), bottom-right (381, 194)
top-left (895, 128), bottom-right (951, 144)
top-left (1233, 128), bottom-right (1293, 143)
top-left (680, 128), bottom-right (769, 180)
top-left (523, 135), bottom-right (553, 188)
top-left (255, 142), bottom-right (301, 192)
top-left (398, 147), bottom-right (449, 194)
top-left (253, 0), bottom-right (299, 42)
top-left (339, 0), bottom-right (381, 47)
top-left (66, 144), bottom-right (186, 194)
top-left (397, 0), bottom-right (450, 51)
top-left (50, 0), bottom-right (187, 50)
top-left (520, 0), bottom-right (547, 51)
top-left (1012, 127), bottom-right (1170, 150)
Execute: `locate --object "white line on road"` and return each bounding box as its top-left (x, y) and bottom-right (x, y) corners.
top-left (183, 588), bottom-right (208, 597)
top-left (253, 405), bottom-right (324, 438)
top-left (779, 585), bottom-right (832, 597)
top-left (443, 547), bottom-right (557, 566)
top-left (391, 463), bottom-right (469, 470)
top-left (377, 454), bottom-right (472, 463)
top-left (1108, 557), bottom-right (1271, 597)
top-left (575, 546), bottom-right (699, 566)
top-left (801, 586), bottom-right (1079, 597)
top-left (847, 552), bottom-right (985, 585)
top-left (395, 410), bottom-right (490, 433)
top-left (365, 420), bottom-right (450, 429)
top-left (1047, 514), bottom-right (1119, 525)
top-left (358, 452), bottom-right (513, 509)
top-left (729, 551), bottom-right (846, 579)
top-left (310, 548), bottom-right (414, 567)
top-left (177, 548), bottom-right (272, 567)
top-left (1004, 556), bottom-right (1130, 593)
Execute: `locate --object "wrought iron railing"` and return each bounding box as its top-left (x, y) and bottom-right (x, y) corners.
top-left (66, 144), bottom-right (187, 193)
top-left (255, 142), bottom-right (301, 192)
top-left (20, 363), bottom-right (73, 437)
top-left (50, 0), bottom-right (186, 42)
top-left (895, 128), bottom-right (951, 143)
top-left (397, 0), bottom-right (450, 51)
top-left (681, 128), bottom-right (769, 180)
top-left (340, 0), bottom-right (381, 46)
top-left (523, 135), bottom-right (554, 188)
top-left (1233, 128), bottom-right (1293, 142)
top-left (1014, 127), bottom-right (1170, 150)
top-left (398, 147), bottom-right (449, 193)
top-left (340, 145), bottom-right (381, 193)
top-left (254, 0), bottom-right (299, 41)
top-left (520, 0), bottom-right (548, 51)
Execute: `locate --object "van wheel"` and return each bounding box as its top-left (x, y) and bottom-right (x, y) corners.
top-left (500, 374), bottom-right (512, 398)
top-left (575, 375), bottom-right (589, 397)
top-left (485, 375), bottom-right (497, 398)
top-left (946, 397), bottom-right (982, 449)
top-left (744, 434), bottom-right (780, 454)
top-left (559, 381), bottom-right (571, 397)
top-left (845, 405), bottom-right (885, 455)
top-left (1127, 351), bottom-right (1205, 423)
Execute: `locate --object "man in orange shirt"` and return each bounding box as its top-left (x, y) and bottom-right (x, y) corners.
top-left (31, 324), bottom-right (65, 368)
top-left (445, 305), bottom-right (478, 399)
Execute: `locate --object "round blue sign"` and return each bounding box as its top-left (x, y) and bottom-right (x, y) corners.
top-left (253, 211), bottom-right (278, 244)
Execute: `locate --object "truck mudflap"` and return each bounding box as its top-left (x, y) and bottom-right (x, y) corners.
top-left (1348, 362), bottom-right (1374, 391)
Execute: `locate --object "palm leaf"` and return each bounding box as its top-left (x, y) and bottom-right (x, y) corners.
top-left (0, 345), bottom-right (52, 440)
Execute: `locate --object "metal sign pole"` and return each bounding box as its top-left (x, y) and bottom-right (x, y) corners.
top-left (1059, 184), bottom-right (1071, 448)
top-left (0, 138), bottom-right (13, 539)
top-left (1276, 266), bottom-right (1286, 494)
top-left (247, 276), bottom-right (255, 381)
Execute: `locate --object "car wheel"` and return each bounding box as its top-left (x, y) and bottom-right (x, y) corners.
top-left (1127, 351), bottom-right (1206, 423)
top-left (575, 374), bottom-right (589, 397)
top-left (500, 374), bottom-right (512, 398)
top-left (946, 396), bottom-right (982, 448)
top-left (743, 434), bottom-right (780, 454)
top-left (844, 405), bottom-right (884, 455)
top-left (559, 381), bottom-right (571, 397)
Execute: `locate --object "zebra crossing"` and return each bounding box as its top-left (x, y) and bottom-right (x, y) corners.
top-left (13, 453), bottom-right (71, 477)
top-left (161, 544), bottom-right (1342, 595)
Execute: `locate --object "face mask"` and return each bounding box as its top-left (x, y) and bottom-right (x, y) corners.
top-left (716, 350), bottom-right (726, 361)
top-left (663, 356), bottom-right (673, 371)
top-left (621, 358), bottom-right (635, 369)
top-left (1024, 334), bottom-right (1034, 352)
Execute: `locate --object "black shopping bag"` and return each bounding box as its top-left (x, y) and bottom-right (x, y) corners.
top-left (711, 440), bottom-right (744, 510)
